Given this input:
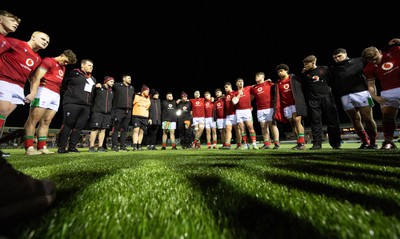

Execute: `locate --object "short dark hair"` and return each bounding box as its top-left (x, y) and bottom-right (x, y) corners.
top-left (63, 49), bottom-right (77, 64)
top-left (332, 48), bottom-right (347, 55)
top-left (275, 63), bottom-right (289, 72)
top-left (303, 55), bottom-right (317, 63)
top-left (235, 77), bottom-right (243, 84)
top-left (0, 10), bottom-right (21, 24)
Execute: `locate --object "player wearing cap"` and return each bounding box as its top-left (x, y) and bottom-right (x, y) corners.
top-left (88, 76), bottom-right (115, 152)
top-left (131, 84), bottom-right (151, 151)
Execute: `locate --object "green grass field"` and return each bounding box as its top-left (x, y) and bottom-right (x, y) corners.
top-left (1, 142), bottom-right (399, 239)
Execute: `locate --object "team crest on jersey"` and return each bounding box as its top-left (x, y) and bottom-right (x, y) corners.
top-left (226, 95), bottom-right (231, 100)
top-left (257, 87), bottom-right (263, 92)
top-left (382, 62), bottom-right (394, 71)
top-left (195, 101), bottom-right (200, 106)
top-left (283, 83), bottom-right (289, 90)
top-left (26, 58), bottom-right (34, 67)
top-left (217, 102), bottom-right (221, 107)
top-left (312, 76), bottom-right (320, 82)
top-left (58, 70), bottom-right (64, 76)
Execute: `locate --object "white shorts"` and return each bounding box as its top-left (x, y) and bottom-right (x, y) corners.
top-left (0, 81), bottom-right (25, 104)
top-left (162, 121), bottom-right (176, 130)
top-left (283, 105), bottom-right (296, 119)
top-left (340, 90), bottom-right (374, 111)
top-left (192, 117), bottom-right (205, 127)
top-left (381, 87), bottom-right (400, 108)
top-left (257, 108), bottom-right (274, 123)
top-left (31, 87), bottom-right (60, 111)
top-left (216, 118), bottom-right (225, 129)
top-left (205, 117), bottom-right (216, 129)
top-left (236, 109), bottom-right (253, 123)
top-left (225, 114), bottom-right (237, 126)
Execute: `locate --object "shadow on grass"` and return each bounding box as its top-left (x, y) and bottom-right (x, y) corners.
top-left (260, 172), bottom-right (400, 218)
top-left (187, 175), bottom-right (325, 239)
top-left (263, 151), bottom-right (400, 167)
top-left (270, 160), bottom-right (400, 189)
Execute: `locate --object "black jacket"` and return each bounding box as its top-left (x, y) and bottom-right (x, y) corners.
top-left (149, 97), bottom-right (162, 125)
top-left (112, 83), bottom-right (135, 109)
top-left (62, 68), bottom-right (96, 106)
top-left (330, 57), bottom-right (368, 96)
top-left (92, 85), bottom-right (114, 113)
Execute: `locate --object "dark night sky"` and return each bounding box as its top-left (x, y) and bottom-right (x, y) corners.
top-left (2, 3), bottom-right (398, 129)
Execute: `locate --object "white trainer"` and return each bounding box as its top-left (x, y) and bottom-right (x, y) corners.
top-left (26, 146), bottom-right (43, 156)
top-left (39, 146), bottom-right (54, 154)
top-left (252, 143), bottom-right (259, 150)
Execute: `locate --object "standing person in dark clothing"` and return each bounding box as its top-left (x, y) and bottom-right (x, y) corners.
top-left (88, 76), bottom-right (114, 152)
top-left (111, 74), bottom-right (135, 152)
top-left (176, 91), bottom-right (193, 149)
top-left (331, 48), bottom-right (378, 149)
top-left (57, 59), bottom-right (96, 153)
top-left (301, 55), bottom-right (342, 150)
top-left (161, 92), bottom-right (178, 150)
top-left (145, 89), bottom-right (161, 150)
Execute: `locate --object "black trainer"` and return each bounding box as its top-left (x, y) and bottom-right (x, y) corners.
top-left (67, 147), bottom-right (80, 153)
top-left (260, 145), bottom-right (270, 150)
top-left (57, 147), bottom-right (69, 154)
top-left (310, 144), bottom-right (322, 150)
top-left (358, 143), bottom-right (369, 149)
top-left (292, 143), bottom-right (306, 150)
top-left (367, 144), bottom-right (378, 150)
top-left (111, 146), bottom-right (119, 152)
top-left (97, 147), bottom-right (107, 152)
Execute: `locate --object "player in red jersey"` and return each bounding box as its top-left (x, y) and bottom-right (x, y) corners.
top-left (274, 64), bottom-right (308, 150)
top-left (214, 88), bottom-right (226, 148)
top-left (221, 82), bottom-right (242, 149)
top-left (234, 77), bottom-right (259, 150)
top-left (189, 90), bottom-right (205, 149)
top-left (204, 91), bottom-right (217, 149)
top-left (0, 31), bottom-right (50, 134)
top-left (361, 38), bottom-right (400, 150)
top-left (251, 72), bottom-right (280, 149)
top-left (23, 50), bottom-right (77, 155)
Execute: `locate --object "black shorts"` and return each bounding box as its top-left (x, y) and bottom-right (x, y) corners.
top-left (132, 116), bottom-right (148, 131)
top-left (90, 112), bottom-right (112, 129)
